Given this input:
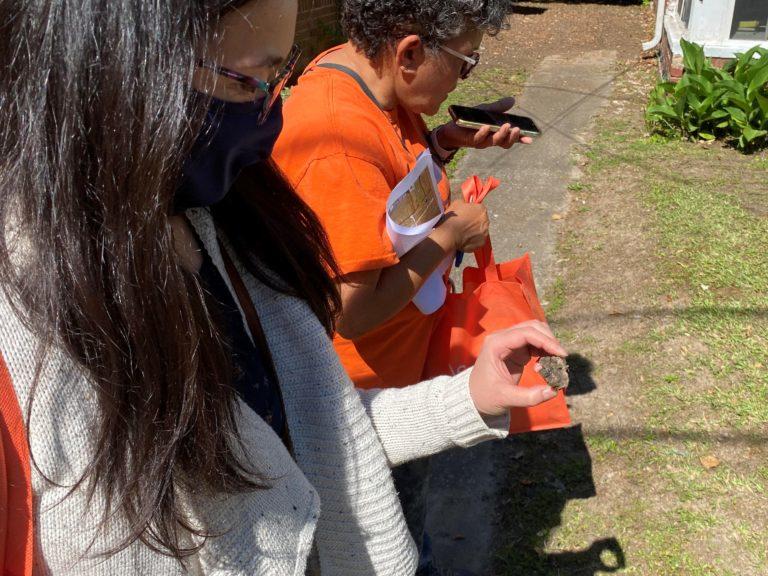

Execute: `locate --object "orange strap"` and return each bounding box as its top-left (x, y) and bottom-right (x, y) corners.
top-left (461, 175), bottom-right (503, 281)
top-left (0, 353), bottom-right (34, 576)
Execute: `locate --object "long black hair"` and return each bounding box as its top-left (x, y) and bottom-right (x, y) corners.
top-left (0, 0), bottom-right (340, 561)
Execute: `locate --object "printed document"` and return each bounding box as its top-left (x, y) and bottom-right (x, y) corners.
top-left (385, 151), bottom-right (451, 314)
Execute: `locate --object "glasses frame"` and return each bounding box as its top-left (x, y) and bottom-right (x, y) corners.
top-left (197, 44), bottom-right (302, 124)
top-left (439, 45), bottom-right (480, 79)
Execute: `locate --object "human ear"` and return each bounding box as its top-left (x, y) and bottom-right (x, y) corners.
top-left (395, 34), bottom-right (425, 74)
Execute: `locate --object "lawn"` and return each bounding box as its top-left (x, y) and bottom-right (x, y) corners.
top-left (490, 61), bottom-right (768, 575)
top-left (421, 4), bottom-right (766, 572)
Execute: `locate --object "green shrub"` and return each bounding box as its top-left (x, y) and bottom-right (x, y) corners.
top-left (646, 39), bottom-right (768, 151)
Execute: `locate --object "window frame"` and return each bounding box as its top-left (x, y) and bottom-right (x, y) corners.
top-left (666, 0), bottom-right (768, 59)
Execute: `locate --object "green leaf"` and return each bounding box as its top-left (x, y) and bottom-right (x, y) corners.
top-left (676, 74), bottom-right (692, 93)
top-left (681, 39), bottom-right (705, 75)
top-left (748, 64), bottom-right (768, 96)
top-left (647, 104), bottom-right (679, 119)
top-left (675, 93), bottom-right (687, 117)
top-left (733, 46), bottom-right (763, 82)
top-left (687, 94), bottom-right (702, 114)
top-left (696, 89), bottom-right (725, 117)
top-left (688, 73), bottom-right (714, 95)
top-left (645, 45), bottom-right (768, 150)
top-left (742, 125), bottom-right (767, 143)
top-left (726, 106), bottom-right (748, 123)
top-left (712, 67), bottom-right (733, 83)
top-left (722, 87), bottom-right (750, 111)
top-left (757, 93), bottom-right (768, 119)
top-left (720, 82), bottom-right (745, 98)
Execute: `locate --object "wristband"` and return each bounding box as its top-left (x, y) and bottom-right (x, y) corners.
top-left (429, 126), bottom-right (459, 164)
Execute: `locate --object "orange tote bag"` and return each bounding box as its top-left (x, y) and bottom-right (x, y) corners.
top-left (423, 176), bottom-right (571, 434)
top-left (0, 353), bottom-right (34, 576)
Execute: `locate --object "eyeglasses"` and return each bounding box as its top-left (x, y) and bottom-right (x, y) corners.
top-left (197, 44), bottom-right (302, 124)
top-left (439, 45), bottom-right (480, 80)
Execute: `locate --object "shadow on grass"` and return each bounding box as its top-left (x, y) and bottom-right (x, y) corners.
top-left (565, 353), bottom-right (597, 396)
top-left (495, 359), bottom-right (627, 574)
top-left (554, 304), bottom-right (768, 328)
top-left (495, 424), bottom-right (627, 575)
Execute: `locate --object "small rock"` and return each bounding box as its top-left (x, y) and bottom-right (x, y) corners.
top-left (539, 356), bottom-right (569, 390)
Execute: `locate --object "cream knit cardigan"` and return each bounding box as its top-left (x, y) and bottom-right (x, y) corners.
top-left (0, 208), bottom-right (508, 575)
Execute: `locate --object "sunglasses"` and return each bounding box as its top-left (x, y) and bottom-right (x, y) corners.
top-left (197, 44), bottom-right (302, 124)
top-left (440, 45), bottom-right (480, 80)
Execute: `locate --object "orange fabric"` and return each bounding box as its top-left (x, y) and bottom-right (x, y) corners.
top-left (422, 241), bottom-right (571, 434)
top-left (0, 353), bottom-right (34, 576)
top-left (421, 174), bottom-right (570, 432)
top-left (273, 45), bottom-right (451, 388)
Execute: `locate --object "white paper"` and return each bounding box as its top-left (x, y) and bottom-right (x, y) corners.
top-left (385, 151), bottom-right (448, 314)
top-left (412, 253), bottom-right (452, 314)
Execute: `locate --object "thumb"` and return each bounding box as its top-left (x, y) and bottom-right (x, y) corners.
top-left (501, 383), bottom-right (558, 408)
top-left (476, 97), bottom-right (516, 113)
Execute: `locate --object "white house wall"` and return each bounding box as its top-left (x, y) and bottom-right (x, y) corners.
top-left (665, 0), bottom-right (768, 59)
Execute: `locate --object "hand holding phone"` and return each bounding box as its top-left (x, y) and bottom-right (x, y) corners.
top-left (435, 98), bottom-right (537, 152)
top-left (448, 104), bottom-right (541, 137)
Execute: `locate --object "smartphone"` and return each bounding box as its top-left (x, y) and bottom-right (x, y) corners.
top-left (448, 104), bottom-right (541, 137)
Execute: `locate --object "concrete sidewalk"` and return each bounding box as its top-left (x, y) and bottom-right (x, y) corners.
top-left (424, 50), bottom-right (618, 574)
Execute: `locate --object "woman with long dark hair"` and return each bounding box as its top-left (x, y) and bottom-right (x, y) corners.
top-left (0, 0), bottom-right (565, 573)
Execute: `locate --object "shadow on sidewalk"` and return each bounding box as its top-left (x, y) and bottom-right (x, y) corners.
top-left (513, 5), bottom-right (548, 15)
top-left (493, 355), bottom-right (626, 575)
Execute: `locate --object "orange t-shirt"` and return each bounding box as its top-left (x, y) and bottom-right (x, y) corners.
top-left (273, 45), bottom-right (451, 389)
top-left (0, 353), bottom-right (34, 576)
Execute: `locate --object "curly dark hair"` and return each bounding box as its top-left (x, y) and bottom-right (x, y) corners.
top-left (342, 0), bottom-right (515, 59)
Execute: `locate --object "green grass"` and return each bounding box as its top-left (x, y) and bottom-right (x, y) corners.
top-left (495, 66), bottom-right (768, 575)
top-left (582, 102), bottom-right (768, 430)
top-left (601, 122), bottom-right (766, 570)
top-left (544, 277), bottom-right (567, 316)
top-left (567, 181), bottom-right (588, 192)
top-left (753, 154), bottom-right (768, 170)
top-left (585, 433), bottom-right (621, 457)
top-left (646, 183), bottom-right (768, 427)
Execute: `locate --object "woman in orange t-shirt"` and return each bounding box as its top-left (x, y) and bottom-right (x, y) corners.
top-left (274, 3), bottom-right (532, 392)
top-left (272, 2), bottom-right (533, 571)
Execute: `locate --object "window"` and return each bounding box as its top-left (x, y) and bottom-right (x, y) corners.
top-left (677, 0), bottom-right (693, 26)
top-left (730, 0), bottom-right (768, 41)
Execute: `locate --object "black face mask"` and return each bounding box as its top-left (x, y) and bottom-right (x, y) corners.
top-left (176, 95), bottom-right (283, 211)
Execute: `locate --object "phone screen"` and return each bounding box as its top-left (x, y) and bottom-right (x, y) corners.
top-left (449, 105), bottom-right (540, 135)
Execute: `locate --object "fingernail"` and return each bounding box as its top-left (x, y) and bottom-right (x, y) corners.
top-left (544, 387), bottom-right (557, 399)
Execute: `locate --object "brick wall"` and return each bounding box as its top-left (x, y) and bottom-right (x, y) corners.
top-left (295, 0), bottom-right (344, 67)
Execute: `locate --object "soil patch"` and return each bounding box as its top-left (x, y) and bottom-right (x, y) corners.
top-left (482, 1), bottom-right (656, 71)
